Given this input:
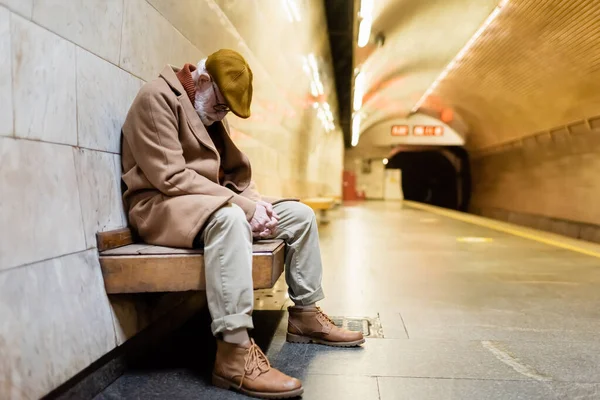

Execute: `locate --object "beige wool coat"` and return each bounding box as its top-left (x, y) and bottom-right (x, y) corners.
top-left (121, 65), bottom-right (288, 248)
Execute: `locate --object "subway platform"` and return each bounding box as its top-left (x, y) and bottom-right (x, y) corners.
top-left (96, 201), bottom-right (600, 399)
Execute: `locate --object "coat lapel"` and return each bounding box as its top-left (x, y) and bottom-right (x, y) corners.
top-left (218, 120), bottom-right (252, 190)
top-left (158, 65), bottom-right (252, 192)
top-left (159, 65), bottom-right (217, 155)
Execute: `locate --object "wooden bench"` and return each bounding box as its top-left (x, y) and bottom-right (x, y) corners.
top-left (301, 197), bottom-right (335, 224)
top-left (97, 228), bottom-right (285, 294)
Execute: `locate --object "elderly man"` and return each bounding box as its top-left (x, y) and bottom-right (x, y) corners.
top-left (121, 49), bottom-right (363, 398)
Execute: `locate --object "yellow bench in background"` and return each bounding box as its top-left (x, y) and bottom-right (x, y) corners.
top-left (332, 195), bottom-right (342, 207)
top-left (301, 197), bottom-right (335, 224)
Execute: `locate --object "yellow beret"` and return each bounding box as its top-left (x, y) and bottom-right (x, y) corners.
top-left (206, 49), bottom-right (253, 119)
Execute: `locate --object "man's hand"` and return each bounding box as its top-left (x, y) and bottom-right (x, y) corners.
top-left (250, 203), bottom-right (272, 238)
top-left (251, 201), bottom-right (279, 238)
top-left (258, 200), bottom-right (279, 222)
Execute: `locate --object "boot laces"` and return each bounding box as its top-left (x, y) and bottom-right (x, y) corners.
top-left (316, 307), bottom-right (336, 325)
top-left (239, 340), bottom-right (270, 388)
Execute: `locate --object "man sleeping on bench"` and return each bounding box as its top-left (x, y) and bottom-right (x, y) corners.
top-left (120, 48), bottom-right (364, 399)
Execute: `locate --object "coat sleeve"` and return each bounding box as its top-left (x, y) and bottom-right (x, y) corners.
top-left (124, 90), bottom-right (257, 220)
top-left (239, 180), bottom-right (295, 204)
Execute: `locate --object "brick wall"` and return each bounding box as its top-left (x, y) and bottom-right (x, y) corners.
top-left (470, 116), bottom-right (600, 243)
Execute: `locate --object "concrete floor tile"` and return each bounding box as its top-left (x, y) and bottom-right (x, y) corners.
top-left (550, 382), bottom-right (600, 399)
top-left (398, 301), bottom-right (600, 342)
top-left (378, 377), bottom-right (557, 400)
top-left (305, 339), bottom-right (527, 380)
top-left (302, 375), bottom-right (380, 400)
top-left (496, 341), bottom-right (600, 383)
top-left (269, 342), bottom-right (309, 378)
top-left (378, 311), bottom-right (410, 339)
top-left (94, 370), bottom-right (248, 400)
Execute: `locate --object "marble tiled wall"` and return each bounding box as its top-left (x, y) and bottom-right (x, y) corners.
top-left (0, 0), bottom-right (343, 398)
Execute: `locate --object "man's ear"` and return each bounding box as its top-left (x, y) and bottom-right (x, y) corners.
top-left (196, 72), bottom-right (211, 89)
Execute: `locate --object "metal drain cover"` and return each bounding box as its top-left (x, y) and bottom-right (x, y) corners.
top-left (329, 316), bottom-right (384, 338)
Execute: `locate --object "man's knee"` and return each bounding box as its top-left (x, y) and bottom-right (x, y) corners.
top-left (210, 203), bottom-right (249, 228)
top-left (283, 201), bottom-right (316, 223)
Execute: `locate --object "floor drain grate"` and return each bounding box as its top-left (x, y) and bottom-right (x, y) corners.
top-left (329, 315), bottom-right (384, 338)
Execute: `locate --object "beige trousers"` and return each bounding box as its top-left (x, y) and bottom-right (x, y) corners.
top-left (200, 201), bottom-right (325, 336)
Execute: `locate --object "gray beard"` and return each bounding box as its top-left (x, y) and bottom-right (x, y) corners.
top-left (194, 91), bottom-right (214, 126)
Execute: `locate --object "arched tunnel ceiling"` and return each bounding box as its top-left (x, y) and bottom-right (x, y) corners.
top-left (357, 0), bottom-right (600, 150)
top-left (358, 0), bottom-right (499, 143)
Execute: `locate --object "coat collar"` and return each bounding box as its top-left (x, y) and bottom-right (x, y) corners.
top-left (159, 64), bottom-right (185, 96)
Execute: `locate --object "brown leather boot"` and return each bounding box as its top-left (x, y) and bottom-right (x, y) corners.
top-left (287, 306), bottom-right (365, 347)
top-left (212, 339), bottom-right (303, 399)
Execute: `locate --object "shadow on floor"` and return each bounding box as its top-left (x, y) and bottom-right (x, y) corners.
top-left (95, 310), bottom-right (302, 399)
top-left (131, 308), bottom-right (286, 372)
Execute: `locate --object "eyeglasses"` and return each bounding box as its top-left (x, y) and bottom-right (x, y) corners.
top-left (212, 82), bottom-right (230, 113)
top-left (214, 103), bottom-right (230, 113)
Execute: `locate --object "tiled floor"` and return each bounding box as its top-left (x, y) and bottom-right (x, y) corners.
top-left (97, 201), bottom-right (600, 399)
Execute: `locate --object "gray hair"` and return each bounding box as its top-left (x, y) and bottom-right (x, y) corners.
top-left (193, 58), bottom-right (208, 82)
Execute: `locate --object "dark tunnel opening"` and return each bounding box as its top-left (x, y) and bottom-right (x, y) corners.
top-left (387, 148), bottom-right (471, 211)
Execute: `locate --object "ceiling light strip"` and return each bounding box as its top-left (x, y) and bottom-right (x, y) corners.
top-left (357, 0), bottom-right (374, 47)
top-left (351, 114), bottom-right (361, 146)
top-left (304, 53), bottom-right (336, 132)
top-left (353, 72), bottom-right (365, 111)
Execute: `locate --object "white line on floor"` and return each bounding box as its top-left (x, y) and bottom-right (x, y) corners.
top-left (481, 340), bottom-right (552, 382)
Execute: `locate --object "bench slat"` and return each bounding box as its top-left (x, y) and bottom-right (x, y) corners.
top-left (99, 240), bottom-right (285, 294)
top-left (100, 240), bottom-right (283, 256)
top-left (97, 227), bottom-right (133, 252)
top-left (100, 244), bottom-right (202, 256)
top-left (131, 246), bottom-right (205, 255)
top-left (100, 244), bottom-right (156, 256)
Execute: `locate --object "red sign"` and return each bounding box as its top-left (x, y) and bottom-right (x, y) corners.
top-left (413, 125), bottom-right (444, 136)
top-left (391, 125), bottom-right (409, 136)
